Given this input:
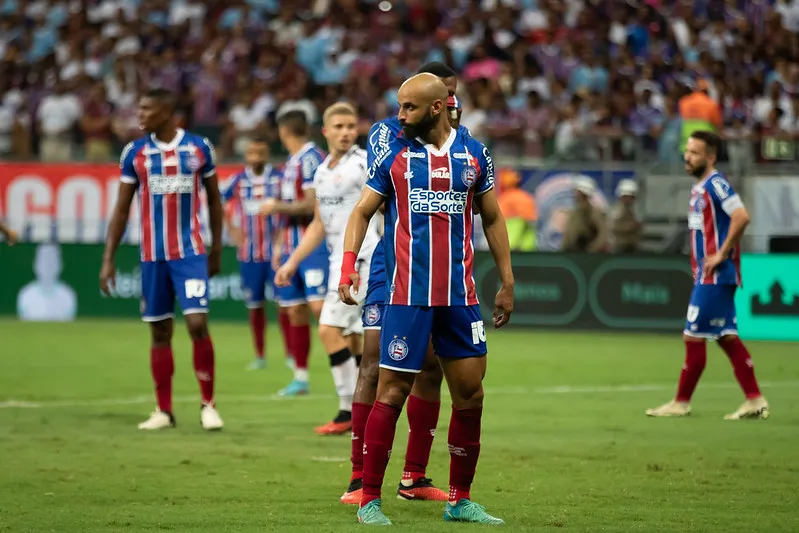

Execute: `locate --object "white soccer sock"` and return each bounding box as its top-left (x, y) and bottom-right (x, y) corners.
top-left (294, 368), bottom-right (309, 383)
top-left (330, 350), bottom-right (357, 413)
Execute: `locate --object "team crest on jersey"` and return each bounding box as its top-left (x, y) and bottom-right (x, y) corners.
top-left (187, 154), bottom-right (201, 172)
top-left (363, 305), bottom-right (381, 326)
top-left (461, 166), bottom-right (478, 187)
top-left (696, 197), bottom-right (706, 211)
top-left (388, 338), bottom-right (409, 361)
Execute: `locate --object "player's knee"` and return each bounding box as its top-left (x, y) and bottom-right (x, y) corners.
top-left (150, 323), bottom-right (172, 346)
top-left (318, 324), bottom-right (342, 348)
top-left (287, 305), bottom-right (309, 325)
top-left (186, 315), bottom-right (209, 340)
top-left (717, 334), bottom-right (739, 346)
top-left (377, 375), bottom-right (413, 409)
top-left (451, 380), bottom-right (484, 409)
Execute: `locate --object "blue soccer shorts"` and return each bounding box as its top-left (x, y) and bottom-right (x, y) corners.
top-left (140, 255), bottom-right (209, 322)
top-left (275, 244), bottom-right (328, 306)
top-left (684, 284), bottom-right (738, 340)
top-left (239, 260), bottom-right (275, 308)
top-left (379, 304), bottom-right (487, 373)
top-left (361, 241), bottom-right (386, 330)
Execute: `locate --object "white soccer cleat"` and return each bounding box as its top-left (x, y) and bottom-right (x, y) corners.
top-left (645, 399), bottom-right (691, 417)
top-left (724, 397), bottom-right (769, 420)
top-left (138, 409), bottom-right (176, 430)
top-left (201, 404), bottom-right (224, 431)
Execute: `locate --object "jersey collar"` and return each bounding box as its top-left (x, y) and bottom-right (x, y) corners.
top-left (245, 165), bottom-right (272, 183)
top-left (150, 128), bottom-right (185, 151)
top-left (694, 169), bottom-right (720, 191)
top-left (290, 141), bottom-right (315, 160)
top-left (416, 127), bottom-right (456, 157)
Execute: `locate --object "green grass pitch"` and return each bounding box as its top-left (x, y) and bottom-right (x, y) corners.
top-left (1, 318), bottom-right (798, 532)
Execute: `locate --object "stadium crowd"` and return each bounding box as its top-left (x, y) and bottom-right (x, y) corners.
top-left (0, 0), bottom-right (798, 163)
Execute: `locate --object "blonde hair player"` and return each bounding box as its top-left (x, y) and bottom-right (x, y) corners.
top-left (275, 103), bottom-right (381, 435)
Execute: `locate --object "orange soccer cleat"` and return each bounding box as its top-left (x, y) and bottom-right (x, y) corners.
top-left (313, 419), bottom-right (353, 436)
top-left (396, 477), bottom-right (449, 501)
top-left (340, 478), bottom-right (363, 505)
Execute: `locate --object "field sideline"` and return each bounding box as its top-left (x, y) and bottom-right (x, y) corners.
top-left (2, 318), bottom-right (797, 532)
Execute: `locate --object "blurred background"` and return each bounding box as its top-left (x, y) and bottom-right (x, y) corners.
top-left (1, 0), bottom-right (798, 337)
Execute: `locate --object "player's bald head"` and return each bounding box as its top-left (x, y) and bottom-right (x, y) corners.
top-left (398, 73), bottom-right (449, 106)
top-left (397, 73), bottom-right (449, 140)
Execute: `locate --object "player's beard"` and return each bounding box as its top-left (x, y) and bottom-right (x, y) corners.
top-left (688, 160), bottom-right (707, 178)
top-left (402, 108), bottom-right (438, 140)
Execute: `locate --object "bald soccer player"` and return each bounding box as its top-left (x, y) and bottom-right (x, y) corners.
top-left (339, 73), bottom-right (514, 525)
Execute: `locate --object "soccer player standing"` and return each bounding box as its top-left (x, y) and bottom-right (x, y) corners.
top-left (275, 103), bottom-right (378, 435)
top-left (646, 130), bottom-right (769, 420)
top-left (259, 111), bottom-right (328, 396)
top-left (100, 88), bottom-right (224, 431)
top-left (342, 63), bottom-right (466, 505)
top-left (340, 74), bottom-right (514, 525)
top-left (221, 138), bottom-right (285, 370)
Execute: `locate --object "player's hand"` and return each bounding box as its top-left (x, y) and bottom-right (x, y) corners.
top-left (99, 259), bottom-right (115, 296)
top-left (208, 247), bottom-right (222, 278)
top-left (337, 251), bottom-right (360, 305)
top-left (338, 273), bottom-right (361, 305)
top-left (5, 229), bottom-right (18, 245)
top-left (702, 252), bottom-right (724, 278)
top-left (274, 261), bottom-right (297, 288)
top-left (228, 227), bottom-right (244, 247)
top-left (259, 199), bottom-right (276, 216)
top-left (493, 283), bottom-right (514, 328)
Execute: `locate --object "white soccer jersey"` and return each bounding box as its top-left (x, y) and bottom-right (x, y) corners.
top-left (313, 145), bottom-right (381, 270)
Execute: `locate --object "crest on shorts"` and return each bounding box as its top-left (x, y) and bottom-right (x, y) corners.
top-left (364, 304), bottom-right (381, 326)
top-left (461, 166), bottom-right (478, 187)
top-left (388, 338), bottom-right (408, 361)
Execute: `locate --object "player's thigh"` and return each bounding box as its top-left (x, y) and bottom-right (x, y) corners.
top-left (239, 261), bottom-right (268, 309)
top-left (169, 255), bottom-right (210, 316)
top-left (432, 305), bottom-right (487, 407)
top-left (379, 305), bottom-right (433, 374)
top-left (684, 284), bottom-right (738, 341)
top-left (140, 260), bottom-right (176, 322)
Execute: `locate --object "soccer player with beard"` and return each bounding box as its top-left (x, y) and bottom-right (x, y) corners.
top-left (646, 130), bottom-right (769, 420)
top-left (100, 88), bottom-right (224, 431)
top-left (341, 63), bottom-right (467, 505)
top-left (340, 74), bottom-right (514, 525)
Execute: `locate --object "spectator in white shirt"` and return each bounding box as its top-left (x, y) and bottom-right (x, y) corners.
top-left (225, 89), bottom-right (266, 157)
top-left (37, 81), bottom-right (81, 161)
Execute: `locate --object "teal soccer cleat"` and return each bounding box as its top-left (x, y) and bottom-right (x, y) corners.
top-left (277, 380), bottom-right (308, 397)
top-left (444, 499), bottom-right (504, 525)
top-left (357, 499), bottom-right (392, 525)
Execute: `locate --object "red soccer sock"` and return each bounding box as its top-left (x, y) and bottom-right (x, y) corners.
top-left (403, 395), bottom-right (440, 481)
top-left (192, 336), bottom-right (216, 405)
top-left (150, 346), bottom-right (174, 413)
top-left (361, 401), bottom-right (401, 507)
top-left (249, 308), bottom-right (266, 359)
top-left (448, 407), bottom-right (482, 504)
top-left (278, 309), bottom-right (292, 359)
top-left (351, 402), bottom-right (373, 480)
top-left (676, 341), bottom-right (707, 402)
top-left (719, 337), bottom-right (762, 399)
top-left (292, 323), bottom-right (311, 372)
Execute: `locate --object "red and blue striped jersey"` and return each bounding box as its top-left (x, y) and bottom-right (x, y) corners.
top-left (120, 128), bottom-right (217, 262)
top-left (688, 171), bottom-right (744, 286)
top-left (279, 142), bottom-right (326, 255)
top-left (220, 166), bottom-right (282, 263)
top-left (366, 128), bottom-right (494, 307)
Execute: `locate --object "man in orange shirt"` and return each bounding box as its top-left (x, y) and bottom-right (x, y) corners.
top-left (497, 168), bottom-right (536, 250)
top-left (679, 79), bottom-right (722, 151)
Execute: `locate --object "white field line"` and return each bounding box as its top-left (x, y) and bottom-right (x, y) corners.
top-left (1, 381), bottom-right (798, 410)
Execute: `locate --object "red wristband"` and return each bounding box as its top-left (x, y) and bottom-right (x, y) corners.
top-left (339, 251), bottom-right (357, 287)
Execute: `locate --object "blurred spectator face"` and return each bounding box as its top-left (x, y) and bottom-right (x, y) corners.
top-left (684, 137), bottom-right (715, 178)
top-left (620, 193), bottom-right (636, 207)
top-left (322, 110), bottom-right (357, 155)
top-left (574, 190), bottom-right (591, 208)
top-left (245, 140), bottom-right (268, 173)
